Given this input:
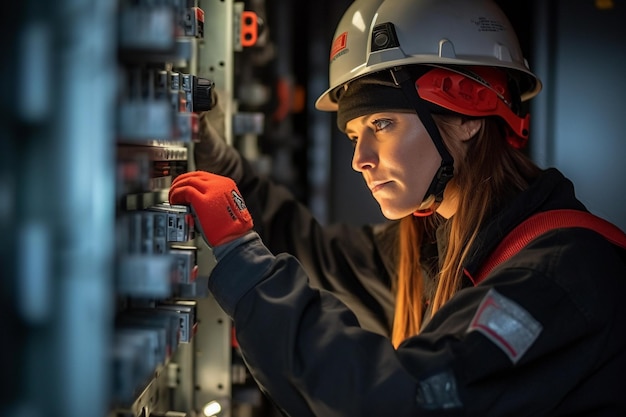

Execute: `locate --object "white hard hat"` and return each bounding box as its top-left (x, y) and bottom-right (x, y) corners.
top-left (315, 0), bottom-right (541, 112)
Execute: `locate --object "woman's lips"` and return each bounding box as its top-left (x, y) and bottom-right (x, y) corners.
top-left (370, 181), bottom-right (390, 193)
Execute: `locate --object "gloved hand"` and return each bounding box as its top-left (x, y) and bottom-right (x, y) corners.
top-left (194, 90), bottom-right (244, 183)
top-left (169, 171), bottom-right (253, 247)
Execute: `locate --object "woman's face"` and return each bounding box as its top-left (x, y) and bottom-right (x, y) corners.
top-left (346, 112), bottom-right (443, 220)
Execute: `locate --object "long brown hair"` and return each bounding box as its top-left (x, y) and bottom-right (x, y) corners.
top-left (391, 117), bottom-right (541, 348)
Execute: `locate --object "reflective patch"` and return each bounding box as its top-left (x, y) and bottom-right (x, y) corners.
top-left (416, 369), bottom-right (463, 410)
top-left (468, 289), bottom-right (542, 363)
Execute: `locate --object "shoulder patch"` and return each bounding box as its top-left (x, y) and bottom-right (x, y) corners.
top-left (468, 289), bottom-right (542, 363)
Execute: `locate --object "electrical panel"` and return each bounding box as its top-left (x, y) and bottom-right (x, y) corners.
top-left (1, 1), bottom-right (263, 417)
top-left (111, 1), bottom-right (237, 416)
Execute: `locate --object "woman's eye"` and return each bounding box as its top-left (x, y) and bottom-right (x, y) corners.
top-left (372, 119), bottom-right (391, 131)
top-left (347, 136), bottom-right (358, 146)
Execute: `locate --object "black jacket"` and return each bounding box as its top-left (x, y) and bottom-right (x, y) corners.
top-left (208, 162), bottom-right (626, 416)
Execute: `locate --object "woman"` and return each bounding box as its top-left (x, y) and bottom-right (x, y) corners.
top-left (171, 0), bottom-right (626, 415)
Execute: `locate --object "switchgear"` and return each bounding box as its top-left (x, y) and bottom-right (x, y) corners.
top-left (2, 0), bottom-right (264, 417)
top-left (110, 1), bottom-right (232, 416)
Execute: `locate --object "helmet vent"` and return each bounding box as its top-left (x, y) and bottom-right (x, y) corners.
top-left (494, 43), bottom-right (513, 63)
top-left (439, 39), bottom-right (457, 58)
top-left (371, 22), bottom-right (400, 52)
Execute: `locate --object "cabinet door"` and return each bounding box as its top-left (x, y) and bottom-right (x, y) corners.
top-left (532, 0), bottom-right (626, 231)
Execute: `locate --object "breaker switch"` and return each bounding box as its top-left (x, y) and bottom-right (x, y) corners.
top-left (193, 77), bottom-right (216, 112)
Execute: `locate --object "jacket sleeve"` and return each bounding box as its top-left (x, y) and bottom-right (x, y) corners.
top-left (212, 234), bottom-right (468, 416)
top-left (209, 229), bottom-right (626, 416)
top-left (231, 156), bottom-right (399, 336)
top-left (210, 233), bottom-right (422, 417)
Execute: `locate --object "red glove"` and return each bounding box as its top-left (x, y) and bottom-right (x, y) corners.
top-left (169, 171), bottom-right (253, 247)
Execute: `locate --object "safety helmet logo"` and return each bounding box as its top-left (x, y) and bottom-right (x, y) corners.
top-left (330, 32), bottom-right (348, 61)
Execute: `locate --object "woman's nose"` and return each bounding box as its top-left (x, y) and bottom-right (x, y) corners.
top-left (351, 136), bottom-right (377, 173)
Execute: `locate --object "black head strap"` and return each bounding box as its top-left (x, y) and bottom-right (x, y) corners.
top-left (389, 66), bottom-right (455, 205)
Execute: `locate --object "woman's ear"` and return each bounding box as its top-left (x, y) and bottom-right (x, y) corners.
top-left (460, 118), bottom-right (483, 141)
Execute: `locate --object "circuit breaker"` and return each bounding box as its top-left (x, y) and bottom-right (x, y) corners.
top-left (110, 1), bottom-right (234, 416)
top-left (2, 1), bottom-right (266, 416)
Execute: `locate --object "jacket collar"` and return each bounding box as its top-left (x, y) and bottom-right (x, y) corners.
top-left (461, 168), bottom-right (587, 280)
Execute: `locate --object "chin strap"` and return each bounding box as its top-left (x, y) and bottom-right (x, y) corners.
top-left (413, 208), bottom-right (434, 217)
top-left (390, 67), bottom-right (454, 215)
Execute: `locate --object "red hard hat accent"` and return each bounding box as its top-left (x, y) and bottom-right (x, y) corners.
top-left (416, 66), bottom-right (530, 149)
